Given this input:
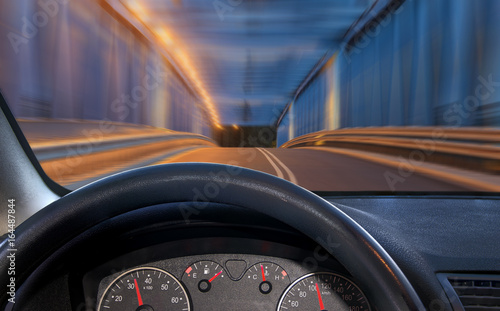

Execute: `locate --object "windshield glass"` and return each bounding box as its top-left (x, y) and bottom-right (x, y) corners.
top-left (1, 0), bottom-right (499, 192)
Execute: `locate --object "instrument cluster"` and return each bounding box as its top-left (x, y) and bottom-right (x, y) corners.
top-left (95, 254), bottom-right (371, 311)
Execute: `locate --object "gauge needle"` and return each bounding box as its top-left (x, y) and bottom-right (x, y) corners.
top-left (209, 270), bottom-right (223, 283)
top-left (315, 283), bottom-right (326, 311)
top-left (260, 265), bottom-right (266, 282)
top-left (134, 279), bottom-right (143, 306)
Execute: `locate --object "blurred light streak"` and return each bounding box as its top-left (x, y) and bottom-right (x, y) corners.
top-left (126, 1), bottom-right (148, 19)
top-left (326, 53), bottom-right (338, 131)
top-left (171, 0), bottom-right (182, 7)
top-left (125, 1), bottom-right (221, 128)
top-left (156, 28), bottom-right (174, 47)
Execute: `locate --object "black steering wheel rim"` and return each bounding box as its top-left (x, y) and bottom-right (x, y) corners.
top-left (0, 163), bottom-right (425, 310)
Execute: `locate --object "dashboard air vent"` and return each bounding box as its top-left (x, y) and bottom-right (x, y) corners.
top-left (441, 274), bottom-right (500, 311)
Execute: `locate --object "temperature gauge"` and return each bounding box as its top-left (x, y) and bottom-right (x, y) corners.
top-left (238, 262), bottom-right (290, 309)
top-left (244, 262), bottom-right (290, 295)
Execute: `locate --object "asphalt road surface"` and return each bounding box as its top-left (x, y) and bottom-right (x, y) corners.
top-left (20, 120), bottom-right (485, 191)
top-left (160, 147), bottom-right (469, 192)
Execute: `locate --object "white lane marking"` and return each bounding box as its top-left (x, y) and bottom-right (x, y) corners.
top-left (257, 148), bottom-right (285, 179)
top-left (259, 148), bottom-right (298, 184)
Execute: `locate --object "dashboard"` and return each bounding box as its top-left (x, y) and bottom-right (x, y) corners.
top-left (88, 243), bottom-right (371, 311)
top-left (7, 194), bottom-right (500, 311)
top-left (76, 210), bottom-right (373, 311)
top-left (69, 194), bottom-right (500, 311)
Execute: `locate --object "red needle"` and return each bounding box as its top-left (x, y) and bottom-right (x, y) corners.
top-left (134, 279), bottom-right (143, 306)
top-left (209, 270), bottom-right (223, 283)
top-left (260, 265), bottom-right (266, 282)
top-left (316, 283), bottom-right (325, 310)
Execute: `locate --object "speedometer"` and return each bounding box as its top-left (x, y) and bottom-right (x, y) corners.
top-left (277, 272), bottom-right (371, 311)
top-left (97, 267), bottom-right (190, 311)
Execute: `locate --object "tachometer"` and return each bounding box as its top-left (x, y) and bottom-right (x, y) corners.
top-left (277, 272), bottom-right (371, 311)
top-left (97, 267), bottom-right (190, 311)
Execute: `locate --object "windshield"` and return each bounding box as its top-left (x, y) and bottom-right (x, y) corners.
top-left (1, 0), bottom-right (499, 192)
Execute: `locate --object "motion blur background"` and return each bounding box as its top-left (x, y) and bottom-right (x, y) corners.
top-left (1, 0), bottom-right (499, 191)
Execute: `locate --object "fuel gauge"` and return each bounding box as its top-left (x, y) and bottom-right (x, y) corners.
top-left (182, 260), bottom-right (227, 294)
top-left (181, 259), bottom-right (236, 309)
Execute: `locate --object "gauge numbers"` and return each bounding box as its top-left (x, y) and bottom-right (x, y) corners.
top-left (97, 267), bottom-right (190, 311)
top-left (277, 272), bottom-right (371, 311)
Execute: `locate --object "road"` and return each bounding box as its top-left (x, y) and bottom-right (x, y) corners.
top-left (20, 120), bottom-right (498, 192)
top-left (156, 147), bottom-right (470, 192)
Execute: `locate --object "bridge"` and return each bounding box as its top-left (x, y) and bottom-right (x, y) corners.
top-left (1, 0), bottom-right (499, 192)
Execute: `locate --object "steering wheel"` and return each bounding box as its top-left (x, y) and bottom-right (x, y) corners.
top-left (0, 163), bottom-right (425, 310)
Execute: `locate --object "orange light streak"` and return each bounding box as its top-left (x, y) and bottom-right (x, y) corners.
top-left (125, 1), bottom-right (221, 128)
